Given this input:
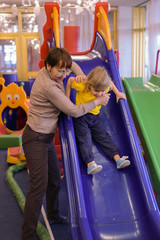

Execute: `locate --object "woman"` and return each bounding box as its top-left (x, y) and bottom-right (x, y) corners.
top-left (21, 47), bottom-right (110, 240)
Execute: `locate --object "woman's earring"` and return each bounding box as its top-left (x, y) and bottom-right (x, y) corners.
top-left (47, 64), bottom-right (51, 72)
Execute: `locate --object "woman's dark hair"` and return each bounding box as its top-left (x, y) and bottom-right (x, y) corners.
top-left (44, 47), bottom-right (72, 69)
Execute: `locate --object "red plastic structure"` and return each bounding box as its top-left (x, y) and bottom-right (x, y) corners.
top-left (155, 49), bottom-right (160, 75)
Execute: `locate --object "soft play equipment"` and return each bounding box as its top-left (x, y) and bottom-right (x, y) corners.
top-left (2, 74), bottom-right (34, 97)
top-left (5, 162), bottom-right (51, 240)
top-left (0, 77), bottom-right (27, 164)
top-left (0, 77), bottom-right (29, 134)
top-left (39, 2), bottom-right (160, 240)
top-left (2, 73), bottom-right (18, 86)
top-left (7, 141), bottom-right (25, 165)
top-left (64, 25), bottom-right (80, 53)
top-left (16, 80), bottom-right (34, 97)
top-left (123, 74), bottom-right (160, 197)
top-left (0, 77), bottom-right (28, 150)
top-left (0, 126), bottom-right (22, 149)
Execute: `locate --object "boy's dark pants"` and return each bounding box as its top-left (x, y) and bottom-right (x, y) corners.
top-left (21, 125), bottom-right (61, 240)
top-left (73, 113), bottom-right (119, 165)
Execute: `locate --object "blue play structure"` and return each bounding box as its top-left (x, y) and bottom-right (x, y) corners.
top-left (40, 2), bottom-right (160, 239)
top-left (59, 32), bottom-right (160, 240)
top-left (2, 74), bottom-right (34, 97)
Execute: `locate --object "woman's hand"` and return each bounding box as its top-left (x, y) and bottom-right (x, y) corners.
top-left (94, 93), bottom-right (111, 106)
top-left (74, 74), bottom-right (86, 83)
top-left (66, 75), bottom-right (85, 98)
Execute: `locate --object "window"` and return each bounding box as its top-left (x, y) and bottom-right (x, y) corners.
top-left (27, 39), bottom-right (40, 72)
top-left (0, 39), bottom-right (16, 72)
top-left (0, 13), bottom-right (18, 33)
top-left (0, 10), bottom-right (40, 81)
top-left (108, 10), bottom-right (117, 50)
top-left (22, 13), bottom-right (38, 33)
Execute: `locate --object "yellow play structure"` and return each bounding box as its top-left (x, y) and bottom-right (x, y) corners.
top-left (0, 77), bottom-right (28, 164)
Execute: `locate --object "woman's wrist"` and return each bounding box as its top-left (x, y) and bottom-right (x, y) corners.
top-left (93, 98), bottom-right (99, 106)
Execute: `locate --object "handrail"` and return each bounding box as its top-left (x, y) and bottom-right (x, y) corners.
top-left (155, 49), bottom-right (160, 75)
top-left (51, 7), bottom-right (60, 47)
top-left (96, 6), bottom-right (111, 50)
top-left (58, 117), bottom-right (77, 224)
top-left (39, 3), bottom-right (60, 69)
top-left (60, 114), bottom-right (93, 240)
top-left (114, 49), bottom-right (119, 68)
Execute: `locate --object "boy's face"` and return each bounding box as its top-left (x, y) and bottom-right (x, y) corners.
top-left (90, 87), bottom-right (105, 97)
top-left (47, 64), bottom-right (71, 83)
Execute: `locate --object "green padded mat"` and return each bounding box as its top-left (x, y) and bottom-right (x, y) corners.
top-left (123, 74), bottom-right (160, 196)
top-left (0, 134), bottom-right (22, 149)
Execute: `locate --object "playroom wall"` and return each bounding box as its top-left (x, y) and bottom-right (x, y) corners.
top-left (117, 0), bottom-right (160, 82)
top-left (147, 0), bottom-right (160, 78)
top-left (117, 6), bottom-right (132, 79)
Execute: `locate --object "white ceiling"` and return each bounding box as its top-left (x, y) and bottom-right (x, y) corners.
top-left (0, 0), bottom-right (149, 7)
top-left (109, 0), bottom-right (148, 6)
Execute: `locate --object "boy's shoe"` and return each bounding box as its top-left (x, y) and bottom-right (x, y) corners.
top-left (117, 156), bottom-right (130, 169)
top-left (48, 215), bottom-right (69, 224)
top-left (87, 161), bottom-right (103, 175)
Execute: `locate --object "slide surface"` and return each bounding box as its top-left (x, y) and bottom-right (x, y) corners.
top-left (41, 2), bottom-right (160, 239)
top-left (123, 75), bottom-right (160, 196)
top-left (59, 33), bottom-right (160, 240)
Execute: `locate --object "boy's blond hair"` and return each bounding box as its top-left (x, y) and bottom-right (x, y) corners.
top-left (85, 66), bottom-right (112, 91)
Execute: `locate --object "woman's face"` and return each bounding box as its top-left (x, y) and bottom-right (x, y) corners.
top-left (47, 64), bottom-right (71, 83)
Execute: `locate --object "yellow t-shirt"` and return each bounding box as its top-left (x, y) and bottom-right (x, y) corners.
top-left (71, 81), bottom-right (110, 115)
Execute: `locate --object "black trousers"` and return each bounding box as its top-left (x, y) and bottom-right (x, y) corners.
top-left (21, 125), bottom-right (61, 240)
top-left (73, 113), bottom-right (119, 165)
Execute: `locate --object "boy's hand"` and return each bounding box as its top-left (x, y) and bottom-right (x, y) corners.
top-left (116, 92), bottom-right (126, 103)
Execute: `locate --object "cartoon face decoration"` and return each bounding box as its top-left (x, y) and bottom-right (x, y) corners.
top-left (0, 77), bottom-right (29, 133)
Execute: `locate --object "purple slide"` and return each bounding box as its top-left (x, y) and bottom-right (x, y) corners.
top-left (58, 32), bottom-right (160, 240)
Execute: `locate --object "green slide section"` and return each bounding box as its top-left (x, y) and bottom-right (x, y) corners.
top-left (123, 74), bottom-right (160, 196)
